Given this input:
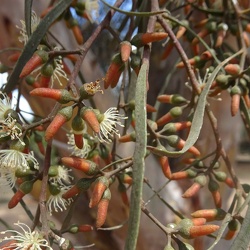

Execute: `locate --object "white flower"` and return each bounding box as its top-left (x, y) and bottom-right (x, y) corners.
top-left (47, 185), bottom-right (73, 215)
top-left (49, 165), bottom-right (74, 186)
top-left (0, 92), bottom-right (12, 119)
top-left (49, 56), bottom-right (69, 87)
top-left (16, 11), bottom-right (40, 44)
top-left (67, 131), bottom-right (92, 158)
top-left (0, 221), bottom-right (53, 250)
top-left (0, 149), bottom-right (39, 172)
top-left (96, 107), bottom-right (127, 143)
top-left (0, 114), bottom-right (23, 143)
top-left (0, 167), bottom-right (17, 189)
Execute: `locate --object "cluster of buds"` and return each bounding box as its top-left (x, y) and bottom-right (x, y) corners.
top-left (104, 32), bottom-right (168, 89)
top-left (174, 218), bottom-right (219, 239)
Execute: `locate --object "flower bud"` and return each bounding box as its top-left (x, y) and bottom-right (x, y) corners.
top-left (80, 107), bottom-right (100, 133)
top-left (191, 208), bottom-right (226, 221)
top-left (30, 88), bottom-right (74, 104)
top-left (159, 156), bottom-right (172, 179)
top-left (171, 169), bottom-right (197, 180)
top-left (157, 94), bottom-right (188, 105)
top-left (61, 156), bottom-right (100, 176)
top-left (118, 131), bottom-right (136, 142)
top-left (63, 177), bottom-right (96, 199)
top-left (156, 106), bottom-right (183, 126)
top-left (71, 115), bottom-right (85, 149)
top-left (182, 175), bottom-right (206, 198)
top-left (208, 178), bottom-right (222, 208)
top-left (165, 135), bottom-right (201, 156)
top-left (8, 180), bottom-right (34, 208)
top-left (230, 85), bottom-right (242, 116)
top-left (45, 106), bottom-right (73, 141)
top-left (161, 121), bottom-right (192, 135)
top-left (120, 41), bottom-right (132, 62)
top-left (96, 188), bottom-right (111, 228)
top-left (224, 64), bottom-right (241, 76)
top-left (89, 176), bottom-right (109, 208)
top-left (20, 50), bottom-right (49, 78)
top-left (215, 74), bottom-right (231, 89)
top-left (131, 32), bottom-right (168, 47)
top-left (104, 53), bottom-right (125, 89)
top-left (225, 219), bottom-right (239, 240)
top-left (39, 62), bottom-right (54, 87)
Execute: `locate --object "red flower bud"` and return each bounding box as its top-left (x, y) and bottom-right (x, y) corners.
top-left (96, 188), bottom-right (111, 228)
top-left (30, 88), bottom-right (74, 104)
top-left (20, 50), bottom-right (49, 78)
top-left (118, 132), bottom-right (136, 143)
top-left (81, 107), bottom-right (100, 133)
top-left (159, 156), bottom-right (172, 179)
top-left (131, 32), bottom-right (168, 47)
top-left (8, 180), bottom-right (34, 208)
top-left (61, 157), bottom-right (99, 176)
top-left (45, 106), bottom-right (73, 142)
top-left (89, 176), bottom-right (109, 208)
top-left (224, 64), bottom-right (241, 76)
top-left (156, 107), bottom-right (183, 126)
top-left (104, 53), bottom-right (125, 89)
top-left (182, 175), bottom-right (206, 198)
top-left (230, 85), bottom-right (242, 116)
top-left (120, 41), bottom-right (132, 62)
top-left (165, 135), bottom-right (201, 157)
top-left (191, 208), bottom-right (226, 221)
top-left (63, 178), bottom-right (95, 199)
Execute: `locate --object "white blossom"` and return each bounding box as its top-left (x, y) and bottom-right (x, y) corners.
top-left (47, 185), bottom-right (73, 215)
top-left (67, 131), bottom-right (92, 158)
top-left (16, 11), bottom-right (40, 44)
top-left (0, 114), bottom-right (23, 143)
top-left (49, 165), bottom-right (73, 186)
top-left (0, 92), bottom-right (12, 119)
top-left (96, 107), bottom-right (127, 143)
top-left (0, 149), bottom-right (39, 172)
top-left (0, 222), bottom-right (53, 250)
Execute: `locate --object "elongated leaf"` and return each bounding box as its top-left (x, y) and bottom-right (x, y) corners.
top-left (125, 63), bottom-right (148, 250)
top-left (4, 0), bottom-right (72, 94)
top-left (25, 0), bottom-right (33, 37)
top-left (148, 50), bottom-right (243, 158)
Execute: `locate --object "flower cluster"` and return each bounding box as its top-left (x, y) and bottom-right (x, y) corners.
top-left (0, 222), bottom-right (53, 249)
top-left (47, 165), bottom-right (74, 215)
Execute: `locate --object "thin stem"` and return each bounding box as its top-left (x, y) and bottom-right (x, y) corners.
top-left (39, 141), bottom-right (52, 239)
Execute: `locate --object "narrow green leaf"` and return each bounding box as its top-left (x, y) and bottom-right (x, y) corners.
top-left (25, 0), bottom-right (33, 37)
top-left (230, 203), bottom-right (250, 250)
top-left (125, 63), bottom-right (148, 250)
top-left (4, 0), bottom-right (72, 94)
top-left (148, 50), bottom-right (243, 158)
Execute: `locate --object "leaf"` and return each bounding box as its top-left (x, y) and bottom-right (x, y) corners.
top-left (148, 50), bottom-right (243, 158)
top-left (25, 0), bottom-right (33, 37)
top-left (125, 63), bottom-right (148, 250)
top-left (4, 0), bottom-right (72, 94)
